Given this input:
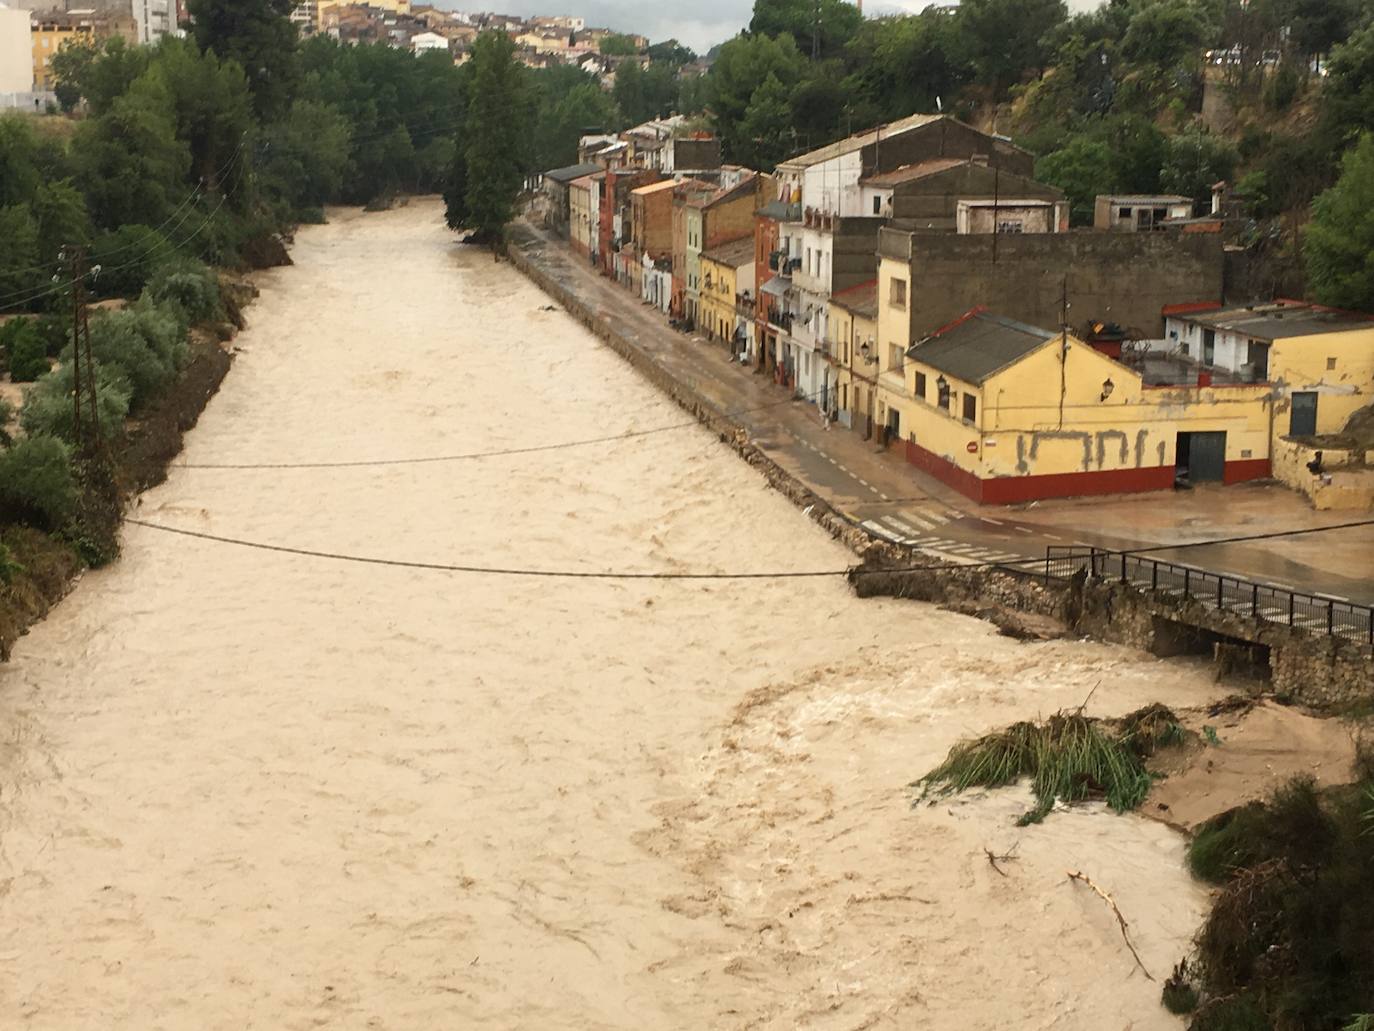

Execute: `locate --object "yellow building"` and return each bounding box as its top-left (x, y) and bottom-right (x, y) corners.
top-left (567, 173), bottom-right (599, 257)
top-left (698, 238), bottom-right (755, 357)
top-left (31, 17), bottom-right (94, 90)
top-left (887, 310), bottom-right (1273, 504)
top-left (1162, 301), bottom-right (1374, 445)
top-left (828, 281), bottom-right (878, 436)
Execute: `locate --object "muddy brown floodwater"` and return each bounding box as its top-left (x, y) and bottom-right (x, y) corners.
top-left (1, 200), bottom-right (1228, 1029)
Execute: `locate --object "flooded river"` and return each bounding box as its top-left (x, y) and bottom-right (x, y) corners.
top-left (1, 200), bottom-right (1225, 1029)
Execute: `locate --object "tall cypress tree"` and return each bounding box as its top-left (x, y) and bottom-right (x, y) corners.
top-left (186, 0), bottom-right (298, 120)
top-left (461, 30), bottom-right (529, 248)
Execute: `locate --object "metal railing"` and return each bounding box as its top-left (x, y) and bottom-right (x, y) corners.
top-left (1044, 546), bottom-right (1373, 645)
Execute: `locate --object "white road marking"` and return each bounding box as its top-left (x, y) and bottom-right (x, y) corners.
top-left (980, 517), bottom-right (1004, 526)
top-left (881, 516), bottom-right (919, 536)
top-left (1015, 526), bottom-right (1033, 534)
top-left (1044, 533), bottom-right (1064, 541)
top-left (905, 513), bottom-right (937, 531)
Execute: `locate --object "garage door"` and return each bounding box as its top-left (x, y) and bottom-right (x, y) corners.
top-left (1189, 431), bottom-right (1226, 482)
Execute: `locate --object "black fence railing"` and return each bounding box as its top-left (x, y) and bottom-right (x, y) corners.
top-left (1043, 546), bottom-right (1374, 645)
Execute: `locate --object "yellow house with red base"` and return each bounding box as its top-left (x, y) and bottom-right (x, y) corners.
top-left (893, 310), bottom-right (1273, 504)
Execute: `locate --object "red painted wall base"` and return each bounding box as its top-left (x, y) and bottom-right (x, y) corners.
top-left (903, 439), bottom-right (1272, 505)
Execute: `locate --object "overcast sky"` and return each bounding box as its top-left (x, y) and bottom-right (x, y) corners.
top-left (438, 0), bottom-right (1104, 54)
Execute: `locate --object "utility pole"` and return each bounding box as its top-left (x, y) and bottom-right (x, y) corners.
top-left (812, 0), bottom-right (821, 60)
top-left (66, 245), bottom-right (101, 455)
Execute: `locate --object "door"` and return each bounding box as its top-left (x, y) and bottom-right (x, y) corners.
top-left (1188, 431), bottom-right (1226, 482)
top-left (1289, 391), bottom-right (1318, 437)
top-left (1202, 329), bottom-right (1216, 365)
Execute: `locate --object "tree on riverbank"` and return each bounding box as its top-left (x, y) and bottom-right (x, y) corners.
top-left (447, 31), bottom-right (530, 249)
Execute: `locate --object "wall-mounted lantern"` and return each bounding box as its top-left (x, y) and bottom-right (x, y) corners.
top-left (936, 374), bottom-right (950, 405)
top-left (1100, 377), bottom-right (1115, 402)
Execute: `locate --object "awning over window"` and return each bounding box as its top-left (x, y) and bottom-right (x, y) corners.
top-left (761, 278), bottom-right (789, 299)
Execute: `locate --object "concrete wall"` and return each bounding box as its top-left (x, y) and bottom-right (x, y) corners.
top-left (890, 164), bottom-right (1062, 226)
top-left (1273, 436), bottom-right (1374, 511)
top-left (0, 7), bottom-right (32, 94)
top-left (879, 228), bottom-right (1224, 344)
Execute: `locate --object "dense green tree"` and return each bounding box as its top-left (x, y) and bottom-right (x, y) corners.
top-left (536, 82), bottom-right (617, 170)
top-left (958, 0), bottom-right (1068, 95)
top-left (1305, 133), bottom-right (1374, 311)
top-left (708, 32), bottom-right (804, 161)
top-left (613, 59), bottom-right (647, 124)
top-left (677, 72), bottom-right (709, 115)
top-left (646, 39), bottom-right (695, 66)
top-left (186, 0), bottom-right (298, 119)
top-left (0, 117), bottom-right (42, 209)
top-left (735, 73), bottom-right (795, 171)
top-left (1278, 0), bottom-right (1361, 60)
top-left (599, 34), bottom-right (639, 56)
top-left (30, 181), bottom-right (92, 269)
top-left (788, 64), bottom-right (849, 153)
top-left (69, 86), bottom-right (192, 231)
top-left (258, 100), bottom-right (353, 213)
top-left (461, 31), bottom-right (530, 245)
top-left (131, 39), bottom-right (254, 194)
top-left (1323, 24), bottom-right (1374, 145)
top-left (1121, 0), bottom-right (1211, 72)
top-left (1035, 136), bottom-right (1115, 223)
top-left (49, 36), bottom-right (151, 116)
top-left (0, 205), bottom-right (41, 303)
top-left (1160, 127), bottom-right (1238, 204)
top-left (749, 0), bottom-right (862, 60)
top-left (844, 13), bottom-right (975, 123)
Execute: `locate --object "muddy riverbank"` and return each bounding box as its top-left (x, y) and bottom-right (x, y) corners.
top-left (0, 201), bottom-right (1247, 1028)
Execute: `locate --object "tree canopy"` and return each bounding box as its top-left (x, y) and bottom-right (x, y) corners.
top-left (1305, 133), bottom-right (1374, 311)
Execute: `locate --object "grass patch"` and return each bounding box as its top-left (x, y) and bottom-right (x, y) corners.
top-left (914, 704), bottom-right (1183, 825)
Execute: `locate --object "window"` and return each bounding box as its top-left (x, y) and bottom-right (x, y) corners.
top-left (841, 384), bottom-right (848, 410)
top-left (889, 278), bottom-right (907, 310)
top-left (873, 196), bottom-right (881, 215)
top-left (888, 343), bottom-right (904, 371)
top-left (962, 393), bottom-right (977, 422)
top-left (1326, 356), bottom-right (1337, 370)
top-left (1202, 328), bottom-right (1216, 365)
top-left (1117, 206), bottom-right (1132, 218)
top-left (914, 371), bottom-right (927, 400)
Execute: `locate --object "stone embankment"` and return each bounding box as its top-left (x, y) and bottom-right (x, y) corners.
top-left (506, 233), bottom-right (1374, 711)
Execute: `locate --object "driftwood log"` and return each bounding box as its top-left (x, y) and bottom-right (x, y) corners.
top-left (1067, 870), bottom-right (1155, 981)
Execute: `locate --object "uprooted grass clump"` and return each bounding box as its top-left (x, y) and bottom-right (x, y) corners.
top-left (1174, 771), bottom-right (1374, 1030)
top-left (914, 703), bottom-right (1186, 825)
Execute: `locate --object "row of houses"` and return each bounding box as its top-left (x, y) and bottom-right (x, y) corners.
top-left (537, 114), bottom-right (1374, 507)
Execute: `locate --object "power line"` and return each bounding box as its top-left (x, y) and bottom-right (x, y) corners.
top-left (173, 388), bottom-right (832, 469)
top-left (0, 153), bottom-right (246, 314)
top-left (124, 517), bottom-right (1046, 579)
top-left (122, 516), bottom-right (1374, 582)
top-left (0, 132), bottom-right (254, 306)
top-left (1117, 517), bottom-right (1374, 558)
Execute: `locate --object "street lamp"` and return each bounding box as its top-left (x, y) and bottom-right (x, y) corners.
top-left (1100, 377), bottom-right (1115, 402)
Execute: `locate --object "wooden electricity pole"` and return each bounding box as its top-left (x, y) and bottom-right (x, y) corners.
top-left (67, 246), bottom-right (101, 455)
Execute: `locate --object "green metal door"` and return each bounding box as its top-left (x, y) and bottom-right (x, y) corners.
top-left (1189, 431), bottom-right (1226, 482)
top-left (1289, 392), bottom-right (1318, 437)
